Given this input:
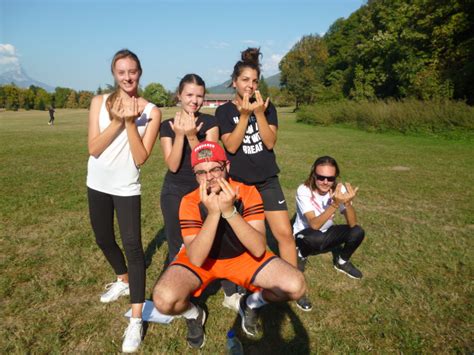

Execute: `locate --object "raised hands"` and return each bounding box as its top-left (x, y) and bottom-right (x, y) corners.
top-left (199, 178), bottom-right (239, 217)
top-left (252, 90), bottom-right (270, 115)
top-left (170, 110), bottom-right (203, 137)
top-left (332, 182), bottom-right (359, 206)
top-left (234, 90), bottom-right (270, 117)
top-left (110, 96), bottom-right (141, 124)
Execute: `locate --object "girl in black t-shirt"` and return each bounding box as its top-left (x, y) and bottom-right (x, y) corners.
top-left (216, 48), bottom-right (297, 269)
top-left (160, 74), bottom-right (218, 262)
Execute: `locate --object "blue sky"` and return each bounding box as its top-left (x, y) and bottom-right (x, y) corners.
top-left (1, 0), bottom-right (365, 91)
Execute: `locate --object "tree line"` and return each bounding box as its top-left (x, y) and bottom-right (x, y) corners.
top-left (280, 0), bottom-right (474, 107)
top-left (0, 82), bottom-right (175, 111)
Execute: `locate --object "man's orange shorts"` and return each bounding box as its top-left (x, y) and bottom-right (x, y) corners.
top-left (170, 248), bottom-right (277, 297)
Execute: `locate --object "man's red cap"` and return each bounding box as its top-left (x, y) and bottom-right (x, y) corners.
top-left (191, 141), bottom-right (228, 168)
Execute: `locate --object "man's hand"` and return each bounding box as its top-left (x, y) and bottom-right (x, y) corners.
top-left (331, 183), bottom-right (345, 205)
top-left (341, 182), bottom-right (359, 204)
top-left (332, 182), bottom-right (359, 205)
top-left (216, 178), bottom-right (239, 216)
top-left (199, 179), bottom-right (220, 215)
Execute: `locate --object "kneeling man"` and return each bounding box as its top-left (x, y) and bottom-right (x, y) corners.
top-left (153, 141), bottom-right (306, 348)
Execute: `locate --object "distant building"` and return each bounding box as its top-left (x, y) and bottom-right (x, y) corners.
top-left (203, 93), bottom-right (234, 108)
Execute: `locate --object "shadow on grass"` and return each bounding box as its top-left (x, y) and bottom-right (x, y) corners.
top-left (230, 302), bottom-right (310, 354)
top-left (144, 227), bottom-right (167, 270)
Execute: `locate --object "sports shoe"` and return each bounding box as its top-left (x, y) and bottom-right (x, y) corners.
top-left (238, 294), bottom-right (260, 337)
top-left (222, 293), bottom-right (243, 313)
top-left (185, 305), bottom-right (207, 348)
top-left (334, 260), bottom-right (363, 279)
top-left (100, 279), bottom-right (130, 303)
top-left (122, 318), bottom-right (143, 353)
top-left (296, 295), bottom-right (313, 312)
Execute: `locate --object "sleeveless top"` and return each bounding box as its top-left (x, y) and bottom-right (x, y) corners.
top-left (87, 94), bottom-right (156, 196)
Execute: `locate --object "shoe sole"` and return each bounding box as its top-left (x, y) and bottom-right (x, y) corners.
top-left (100, 289), bottom-right (130, 303)
top-left (333, 265), bottom-right (362, 279)
top-left (122, 342), bottom-right (141, 353)
top-left (295, 302), bottom-right (313, 312)
top-left (238, 307), bottom-right (258, 337)
top-left (187, 309), bottom-right (207, 349)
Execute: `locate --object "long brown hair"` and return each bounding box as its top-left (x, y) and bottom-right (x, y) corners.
top-left (106, 49), bottom-right (142, 118)
top-left (304, 156), bottom-right (340, 192)
top-left (228, 47), bottom-right (262, 86)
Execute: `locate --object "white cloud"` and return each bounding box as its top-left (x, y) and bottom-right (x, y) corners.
top-left (204, 41), bottom-right (230, 49)
top-left (0, 43), bottom-right (21, 74)
top-left (262, 53), bottom-right (283, 75)
top-left (242, 39), bottom-right (259, 46)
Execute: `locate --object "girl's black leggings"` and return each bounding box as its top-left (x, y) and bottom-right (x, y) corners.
top-left (88, 187), bottom-right (145, 303)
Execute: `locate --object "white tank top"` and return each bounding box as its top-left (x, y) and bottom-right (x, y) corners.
top-left (86, 94), bottom-right (156, 196)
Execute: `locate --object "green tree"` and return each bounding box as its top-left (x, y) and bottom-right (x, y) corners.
top-left (322, 0), bottom-right (473, 102)
top-left (259, 76), bottom-right (269, 98)
top-left (33, 87), bottom-right (51, 110)
top-left (78, 91), bottom-right (94, 108)
top-left (142, 82), bottom-right (169, 107)
top-left (279, 34), bottom-right (328, 108)
top-left (267, 87), bottom-right (294, 107)
top-left (54, 87), bottom-right (73, 108)
top-left (19, 87), bottom-right (36, 110)
top-left (65, 90), bottom-right (78, 108)
top-left (2, 84), bottom-right (20, 110)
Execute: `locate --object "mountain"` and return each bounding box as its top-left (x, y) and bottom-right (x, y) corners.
top-left (207, 72), bottom-right (281, 93)
top-left (0, 66), bottom-right (55, 92)
top-left (264, 72), bottom-right (280, 87)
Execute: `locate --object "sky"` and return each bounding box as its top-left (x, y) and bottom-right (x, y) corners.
top-left (0, 0), bottom-right (365, 91)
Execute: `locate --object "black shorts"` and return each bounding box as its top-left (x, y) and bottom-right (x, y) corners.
top-left (254, 176), bottom-right (288, 211)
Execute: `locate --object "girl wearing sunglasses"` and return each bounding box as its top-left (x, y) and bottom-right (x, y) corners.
top-left (293, 156), bottom-right (365, 312)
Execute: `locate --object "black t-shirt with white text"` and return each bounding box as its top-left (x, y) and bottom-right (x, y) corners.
top-left (216, 101), bottom-right (279, 184)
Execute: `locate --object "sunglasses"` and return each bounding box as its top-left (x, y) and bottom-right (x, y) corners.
top-left (313, 173), bottom-right (337, 182)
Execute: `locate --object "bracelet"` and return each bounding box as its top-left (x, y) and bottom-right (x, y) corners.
top-left (222, 206), bottom-right (238, 219)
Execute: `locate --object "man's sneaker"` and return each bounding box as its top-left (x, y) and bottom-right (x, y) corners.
top-left (222, 293), bottom-right (243, 313)
top-left (238, 294), bottom-right (260, 337)
top-left (296, 295), bottom-right (313, 312)
top-left (185, 305), bottom-right (206, 348)
top-left (334, 260), bottom-right (363, 279)
top-left (100, 279), bottom-right (130, 303)
top-left (122, 318), bottom-right (143, 353)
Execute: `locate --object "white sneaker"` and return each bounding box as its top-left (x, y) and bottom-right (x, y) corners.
top-left (100, 279), bottom-right (130, 303)
top-left (122, 318), bottom-right (143, 353)
top-left (222, 293), bottom-right (242, 313)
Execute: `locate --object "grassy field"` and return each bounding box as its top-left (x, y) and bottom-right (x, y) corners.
top-left (0, 108), bottom-right (472, 354)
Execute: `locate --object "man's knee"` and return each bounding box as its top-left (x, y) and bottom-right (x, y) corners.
top-left (284, 270), bottom-right (306, 300)
top-left (152, 285), bottom-right (181, 315)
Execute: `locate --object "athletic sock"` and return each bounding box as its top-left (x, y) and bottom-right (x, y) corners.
top-left (181, 303), bottom-right (199, 320)
top-left (338, 256), bottom-right (347, 265)
top-left (246, 291), bottom-right (267, 309)
top-left (130, 317), bottom-right (142, 324)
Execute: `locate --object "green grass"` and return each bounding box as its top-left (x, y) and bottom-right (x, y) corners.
top-left (0, 108), bottom-right (473, 353)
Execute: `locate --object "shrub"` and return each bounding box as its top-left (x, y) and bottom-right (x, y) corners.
top-left (296, 99), bottom-right (474, 137)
